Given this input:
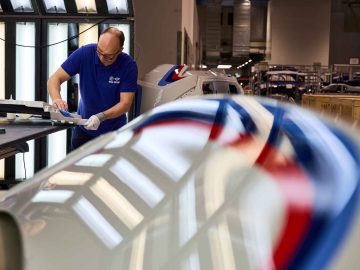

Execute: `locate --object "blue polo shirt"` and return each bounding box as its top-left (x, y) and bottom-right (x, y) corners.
top-left (61, 44), bottom-right (138, 136)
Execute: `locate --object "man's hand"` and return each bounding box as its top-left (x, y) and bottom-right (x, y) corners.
top-left (84, 112), bottom-right (105, 130)
top-left (52, 99), bottom-right (69, 111)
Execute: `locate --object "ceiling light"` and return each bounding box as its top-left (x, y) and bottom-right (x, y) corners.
top-left (75, 0), bottom-right (97, 13)
top-left (106, 0), bottom-right (128, 14)
top-left (217, 64), bottom-right (232, 69)
top-left (10, 0), bottom-right (33, 12)
top-left (42, 0), bottom-right (66, 13)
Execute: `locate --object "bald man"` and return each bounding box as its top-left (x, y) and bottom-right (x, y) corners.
top-left (48, 27), bottom-right (138, 150)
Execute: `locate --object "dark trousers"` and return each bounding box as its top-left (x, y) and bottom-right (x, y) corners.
top-left (71, 126), bottom-right (96, 151)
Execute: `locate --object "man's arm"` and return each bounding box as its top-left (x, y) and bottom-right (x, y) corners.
top-left (47, 67), bottom-right (71, 110)
top-left (103, 92), bottom-right (135, 119)
top-left (84, 92), bottom-right (135, 130)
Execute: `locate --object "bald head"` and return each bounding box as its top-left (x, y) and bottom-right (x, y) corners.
top-left (100, 27), bottom-right (125, 49)
top-left (97, 27), bottom-right (124, 65)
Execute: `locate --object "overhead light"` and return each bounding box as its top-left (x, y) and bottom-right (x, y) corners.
top-left (73, 197), bottom-right (123, 249)
top-left (10, 0), bottom-right (33, 12)
top-left (217, 64), bottom-right (232, 69)
top-left (106, 0), bottom-right (128, 14)
top-left (75, 0), bottom-right (97, 13)
top-left (0, 4), bottom-right (2, 12)
top-left (200, 64), bottom-right (207, 69)
top-left (249, 59), bottom-right (252, 62)
top-left (32, 190), bottom-right (74, 203)
top-left (42, 0), bottom-right (66, 13)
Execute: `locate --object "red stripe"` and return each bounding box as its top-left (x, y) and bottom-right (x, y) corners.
top-left (256, 144), bottom-right (314, 270)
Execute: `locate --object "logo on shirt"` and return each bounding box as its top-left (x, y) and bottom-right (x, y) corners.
top-left (109, 76), bottom-right (121, 84)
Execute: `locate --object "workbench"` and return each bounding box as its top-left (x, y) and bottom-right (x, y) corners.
top-left (0, 118), bottom-right (72, 188)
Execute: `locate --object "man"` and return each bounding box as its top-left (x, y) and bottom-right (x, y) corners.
top-left (48, 27), bottom-right (137, 150)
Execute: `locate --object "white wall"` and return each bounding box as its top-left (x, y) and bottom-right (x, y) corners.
top-left (182, 0), bottom-right (200, 68)
top-left (269, 0), bottom-right (331, 66)
top-left (133, 0), bottom-right (182, 78)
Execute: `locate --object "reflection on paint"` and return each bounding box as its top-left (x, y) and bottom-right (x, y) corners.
top-left (73, 197), bottom-right (122, 249)
top-left (208, 222), bottom-right (236, 270)
top-left (129, 228), bottom-right (147, 270)
top-left (75, 154), bottom-right (112, 167)
top-left (181, 248), bottom-right (201, 270)
top-left (32, 190), bottom-right (74, 203)
top-left (132, 124), bottom-right (208, 180)
top-left (179, 175), bottom-right (198, 246)
top-left (48, 170), bottom-right (93, 186)
top-left (111, 158), bottom-right (164, 208)
top-left (91, 177), bottom-right (143, 230)
top-left (105, 129), bottom-right (133, 149)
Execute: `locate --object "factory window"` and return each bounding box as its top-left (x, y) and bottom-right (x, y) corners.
top-left (9, 0), bottom-right (33, 12)
top-left (47, 23), bottom-right (68, 166)
top-left (106, 0), bottom-right (128, 14)
top-left (15, 22), bottom-right (35, 179)
top-left (75, 0), bottom-right (97, 13)
top-left (42, 0), bottom-right (66, 13)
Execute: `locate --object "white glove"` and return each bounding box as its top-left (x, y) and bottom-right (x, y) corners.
top-left (84, 112), bottom-right (105, 130)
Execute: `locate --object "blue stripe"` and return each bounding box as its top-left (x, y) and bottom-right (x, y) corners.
top-left (158, 65), bottom-right (179, 86)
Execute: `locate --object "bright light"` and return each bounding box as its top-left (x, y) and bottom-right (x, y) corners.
top-left (200, 64), bottom-right (207, 69)
top-left (10, 0), bottom-right (33, 11)
top-left (73, 197), bottom-right (123, 249)
top-left (91, 177), bottom-right (144, 229)
top-left (249, 59), bottom-right (253, 62)
top-left (217, 65), bottom-right (232, 69)
top-left (75, 154), bottom-right (112, 167)
top-left (32, 190), bottom-right (74, 203)
top-left (75, 0), bottom-right (97, 13)
top-left (106, 0), bottom-right (128, 14)
top-left (49, 170), bottom-right (93, 185)
top-left (111, 158), bottom-right (165, 208)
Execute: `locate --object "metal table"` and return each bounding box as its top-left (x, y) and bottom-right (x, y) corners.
top-left (0, 118), bottom-right (72, 188)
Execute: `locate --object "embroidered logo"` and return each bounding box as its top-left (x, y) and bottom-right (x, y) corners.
top-left (109, 76), bottom-right (121, 84)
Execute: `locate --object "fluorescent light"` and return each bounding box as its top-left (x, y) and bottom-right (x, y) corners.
top-left (48, 170), bottom-right (93, 185)
top-left (75, 0), bottom-right (97, 13)
top-left (73, 197), bottom-right (123, 249)
top-left (75, 154), bottom-right (112, 167)
top-left (106, 0), bottom-right (128, 14)
top-left (42, 0), bottom-right (66, 13)
top-left (32, 190), bottom-right (74, 203)
top-left (16, 22), bottom-right (35, 179)
top-left (10, 0), bottom-right (33, 12)
top-left (129, 229), bottom-right (147, 269)
top-left (109, 24), bottom-right (130, 55)
top-left (217, 64), bottom-right (232, 69)
top-left (91, 178), bottom-right (143, 229)
top-left (110, 158), bottom-right (165, 208)
top-left (105, 130), bottom-right (133, 149)
top-left (179, 176), bottom-right (198, 246)
top-left (249, 59), bottom-right (252, 62)
top-left (47, 23), bottom-right (68, 166)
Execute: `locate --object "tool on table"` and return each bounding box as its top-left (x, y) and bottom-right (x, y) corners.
top-left (0, 99), bottom-right (88, 125)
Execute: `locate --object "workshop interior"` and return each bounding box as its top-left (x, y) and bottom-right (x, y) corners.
top-left (1, 0), bottom-right (360, 270)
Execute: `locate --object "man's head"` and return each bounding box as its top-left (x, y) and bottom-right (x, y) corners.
top-left (97, 27), bottom-right (125, 66)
